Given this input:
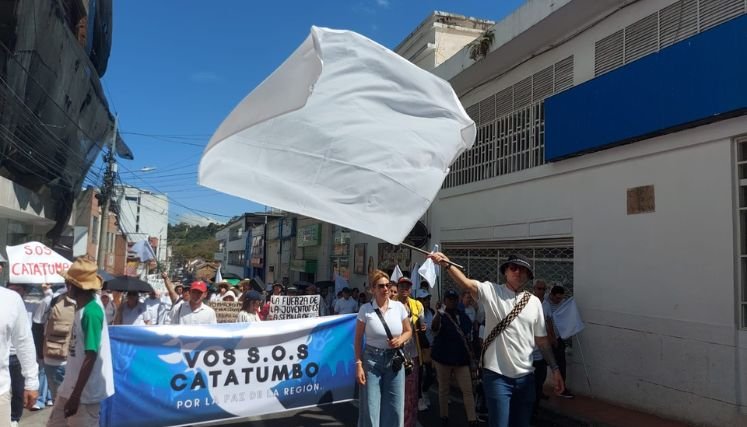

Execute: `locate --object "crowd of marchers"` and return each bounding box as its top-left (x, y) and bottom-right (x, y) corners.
top-left (1, 253), bottom-right (581, 427)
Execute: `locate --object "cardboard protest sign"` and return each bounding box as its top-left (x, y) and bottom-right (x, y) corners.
top-left (209, 301), bottom-right (242, 323)
top-left (146, 274), bottom-right (166, 293)
top-left (269, 295), bottom-right (320, 320)
top-left (6, 241), bottom-right (71, 284)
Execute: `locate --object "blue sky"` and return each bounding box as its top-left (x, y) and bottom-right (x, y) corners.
top-left (101, 0), bottom-right (525, 226)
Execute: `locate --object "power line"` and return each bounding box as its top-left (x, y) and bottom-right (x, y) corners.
top-left (118, 163), bottom-right (232, 220)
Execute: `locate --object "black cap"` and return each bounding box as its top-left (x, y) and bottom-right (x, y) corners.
top-left (499, 254), bottom-right (534, 280)
top-left (245, 290), bottom-right (262, 301)
top-left (444, 289), bottom-right (459, 299)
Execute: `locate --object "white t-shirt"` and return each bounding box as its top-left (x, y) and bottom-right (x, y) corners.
top-left (334, 297), bottom-right (359, 314)
top-left (58, 299), bottom-right (114, 404)
top-left (475, 280), bottom-right (546, 378)
top-left (121, 303), bottom-right (152, 325)
top-left (357, 300), bottom-right (408, 349)
top-left (237, 311), bottom-right (261, 323)
top-left (144, 298), bottom-right (162, 324)
top-left (170, 301), bottom-right (217, 325)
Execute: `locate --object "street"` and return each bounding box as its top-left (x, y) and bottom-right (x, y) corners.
top-left (20, 389), bottom-right (583, 427)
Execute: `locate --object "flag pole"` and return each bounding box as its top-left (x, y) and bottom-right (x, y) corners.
top-left (398, 242), bottom-right (464, 270)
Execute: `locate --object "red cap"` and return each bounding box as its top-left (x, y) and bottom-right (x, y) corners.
top-left (190, 281), bottom-right (208, 293)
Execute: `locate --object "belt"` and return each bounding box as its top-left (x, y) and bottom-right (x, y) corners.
top-left (365, 345), bottom-right (397, 355)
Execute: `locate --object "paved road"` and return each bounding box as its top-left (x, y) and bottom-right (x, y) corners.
top-left (21, 390), bottom-right (582, 426)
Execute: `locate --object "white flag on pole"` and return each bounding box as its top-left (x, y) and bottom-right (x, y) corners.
top-left (215, 266), bottom-right (223, 284)
top-left (199, 27), bottom-right (475, 244)
top-left (552, 297), bottom-right (586, 339)
top-left (418, 259), bottom-right (437, 288)
top-left (390, 265), bottom-right (403, 283)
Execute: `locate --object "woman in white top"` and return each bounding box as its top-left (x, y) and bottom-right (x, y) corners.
top-left (355, 269), bottom-right (412, 427)
top-left (236, 291), bottom-right (262, 323)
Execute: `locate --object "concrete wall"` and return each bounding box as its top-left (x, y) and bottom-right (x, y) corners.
top-left (427, 1), bottom-right (747, 424)
top-left (433, 115), bottom-right (747, 426)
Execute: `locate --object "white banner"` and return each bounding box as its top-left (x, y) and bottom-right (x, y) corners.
top-left (146, 274), bottom-right (166, 293)
top-left (5, 241), bottom-right (71, 284)
top-left (269, 295), bottom-right (320, 320)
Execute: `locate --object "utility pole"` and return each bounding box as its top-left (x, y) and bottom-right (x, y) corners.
top-left (97, 116), bottom-right (118, 269)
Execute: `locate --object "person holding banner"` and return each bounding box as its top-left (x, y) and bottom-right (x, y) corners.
top-left (355, 270), bottom-right (412, 427)
top-left (236, 291), bottom-right (262, 323)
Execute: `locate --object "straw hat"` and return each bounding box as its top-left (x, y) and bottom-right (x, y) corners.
top-left (60, 258), bottom-right (103, 290)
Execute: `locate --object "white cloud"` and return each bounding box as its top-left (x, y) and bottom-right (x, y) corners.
top-left (376, 0), bottom-right (389, 7)
top-left (176, 213), bottom-right (224, 227)
top-left (190, 71), bottom-right (220, 82)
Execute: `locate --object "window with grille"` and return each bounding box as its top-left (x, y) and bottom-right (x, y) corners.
top-left (735, 138), bottom-right (747, 329)
top-left (228, 250), bottom-right (245, 266)
top-left (441, 242), bottom-right (574, 293)
top-left (594, 0), bottom-right (746, 77)
top-left (444, 56), bottom-right (573, 189)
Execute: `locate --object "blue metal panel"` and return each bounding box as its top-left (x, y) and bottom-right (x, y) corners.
top-left (545, 14), bottom-right (747, 161)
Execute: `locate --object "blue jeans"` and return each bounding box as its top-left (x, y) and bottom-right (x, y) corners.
top-left (483, 369), bottom-right (535, 427)
top-left (35, 364), bottom-right (52, 407)
top-left (43, 362), bottom-right (66, 401)
top-left (358, 346), bottom-right (405, 427)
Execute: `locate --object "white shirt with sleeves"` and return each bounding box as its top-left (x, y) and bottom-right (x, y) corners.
top-left (474, 280), bottom-right (546, 378)
top-left (357, 299), bottom-right (408, 349)
top-left (170, 301), bottom-right (217, 325)
top-left (334, 297), bottom-right (359, 314)
top-left (0, 287), bottom-right (39, 394)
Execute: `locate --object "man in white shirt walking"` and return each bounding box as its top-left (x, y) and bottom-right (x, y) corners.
top-left (1, 286), bottom-right (39, 427)
top-left (47, 258), bottom-right (114, 427)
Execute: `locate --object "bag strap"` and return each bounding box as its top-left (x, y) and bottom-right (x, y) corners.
top-left (442, 311), bottom-right (475, 360)
top-left (373, 307), bottom-right (395, 340)
top-left (480, 291), bottom-right (532, 368)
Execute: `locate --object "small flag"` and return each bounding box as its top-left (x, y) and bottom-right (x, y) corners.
top-left (130, 240), bottom-right (156, 262)
top-left (418, 259), bottom-right (437, 288)
top-left (215, 266), bottom-right (223, 284)
top-left (390, 265), bottom-right (403, 283)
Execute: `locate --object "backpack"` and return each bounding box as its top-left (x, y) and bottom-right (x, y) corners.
top-left (43, 294), bottom-right (77, 361)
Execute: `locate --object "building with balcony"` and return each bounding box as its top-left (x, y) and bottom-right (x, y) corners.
top-left (415, 0), bottom-right (747, 424)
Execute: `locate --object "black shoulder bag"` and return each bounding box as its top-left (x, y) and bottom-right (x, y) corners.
top-left (374, 307), bottom-right (414, 375)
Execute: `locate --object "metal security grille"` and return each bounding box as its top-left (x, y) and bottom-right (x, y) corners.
top-left (444, 56), bottom-right (573, 189)
top-left (734, 138), bottom-right (747, 329)
top-left (442, 242), bottom-right (574, 294)
top-left (595, 0), bottom-right (746, 76)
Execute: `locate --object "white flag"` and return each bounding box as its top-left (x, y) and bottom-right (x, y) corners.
top-left (390, 265), bottom-right (403, 283)
top-left (199, 26), bottom-right (475, 244)
top-left (215, 267), bottom-right (223, 284)
top-left (552, 297), bottom-right (586, 339)
top-left (334, 273), bottom-right (349, 296)
top-left (418, 259), bottom-right (437, 288)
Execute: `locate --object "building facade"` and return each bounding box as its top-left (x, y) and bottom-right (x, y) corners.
top-left (0, 0), bottom-right (129, 278)
top-left (71, 187), bottom-right (127, 273)
top-left (421, 0), bottom-right (747, 425)
top-left (114, 185), bottom-right (169, 264)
